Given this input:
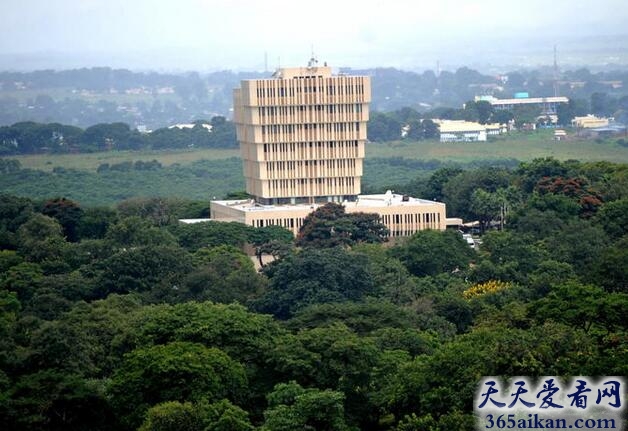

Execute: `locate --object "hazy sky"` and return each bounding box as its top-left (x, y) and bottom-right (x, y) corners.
top-left (1, 0), bottom-right (627, 71)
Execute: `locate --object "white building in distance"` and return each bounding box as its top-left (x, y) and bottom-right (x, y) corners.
top-left (435, 120), bottom-right (507, 142)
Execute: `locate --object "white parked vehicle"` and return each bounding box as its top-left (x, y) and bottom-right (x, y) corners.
top-left (462, 233), bottom-right (475, 248)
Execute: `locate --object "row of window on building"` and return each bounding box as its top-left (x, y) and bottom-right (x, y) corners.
top-left (268, 177), bottom-right (357, 197)
top-left (254, 79), bottom-right (366, 99)
top-left (261, 122), bottom-right (361, 135)
top-left (267, 158), bottom-right (356, 170)
top-left (260, 140), bottom-right (361, 162)
top-left (253, 217), bottom-right (300, 229)
top-left (265, 159), bottom-right (357, 179)
top-left (259, 103), bottom-right (363, 117)
top-left (380, 212), bottom-right (442, 237)
top-left (250, 210), bottom-right (441, 237)
top-left (255, 195), bottom-right (358, 206)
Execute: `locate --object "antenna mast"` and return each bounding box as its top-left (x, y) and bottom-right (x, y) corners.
top-left (307, 45), bottom-right (318, 69)
top-left (553, 45), bottom-right (559, 97)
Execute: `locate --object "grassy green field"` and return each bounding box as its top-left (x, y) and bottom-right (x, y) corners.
top-left (367, 130), bottom-right (628, 163)
top-left (3, 130), bottom-right (628, 207)
top-left (14, 148), bottom-right (241, 171)
top-left (12, 130), bottom-right (628, 172)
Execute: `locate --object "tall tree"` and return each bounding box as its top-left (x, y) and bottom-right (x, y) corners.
top-left (138, 400), bottom-right (253, 431)
top-left (262, 382), bottom-right (350, 431)
top-left (248, 225), bottom-right (294, 268)
top-left (421, 119), bottom-right (439, 139)
top-left (390, 230), bottom-right (474, 277)
top-left (256, 248), bottom-right (374, 319)
top-left (368, 112), bottom-right (402, 142)
top-left (462, 100), bottom-right (480, 122)
top-left (181, 245), bottom-right (266, 303)
top-left (442, 167), bottom-right (511, 221)
top-left (95, 245), bottom-right (193, 297)
top-left (512, 105), bottom-right (541, 128)
top-left (296, 203), bottom-right (388, 248)
top-left (470, 189), bottom-right (502, 233)
top-left (16, 214), bottom-right (68, 265)
top-left (492, 110), bottom-right (514, 125)
top-left (475, 100), bottom-right (494, 124)
top-left (108, 341), bottom-right (248, 430)
top-left (0, 194), bottom-right (34, 249)
top-left (40, 197), bottom-right (84, 242)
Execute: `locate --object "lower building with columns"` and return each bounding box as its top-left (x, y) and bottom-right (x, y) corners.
top-left (210, 191), bottom-right (448, 237)
top-left (209, 61), bottom-right (455, 237)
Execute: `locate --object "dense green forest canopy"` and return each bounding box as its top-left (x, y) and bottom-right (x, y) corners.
top-left (1, 157), bottom-right (627, 430)
top-left (1, 67), bottom-right (627, 430)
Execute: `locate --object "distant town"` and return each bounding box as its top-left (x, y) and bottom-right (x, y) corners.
top-left (1, 64), bottom-right (627, 156)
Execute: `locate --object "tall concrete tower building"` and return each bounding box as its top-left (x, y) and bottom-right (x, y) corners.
top-left (210, 60), bottom-right (453, 237)
top-left (233, 62), bottom-right (370, 205)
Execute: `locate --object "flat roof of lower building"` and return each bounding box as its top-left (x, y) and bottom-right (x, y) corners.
top-left (437, 120), bottom-right (486, 133)
top-left (590, 125), bottom-right (626, 132)
top-left (211, 192), bottom-right (443, 213)
top-left (490, 96), bottom-right (569, 106)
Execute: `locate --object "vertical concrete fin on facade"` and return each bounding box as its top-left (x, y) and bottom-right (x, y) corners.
top-left (233, 65), bottom-right (370, 205)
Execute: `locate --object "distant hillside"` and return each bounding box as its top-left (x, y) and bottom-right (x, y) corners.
top-left (1, 66), bottom-right (627, 129)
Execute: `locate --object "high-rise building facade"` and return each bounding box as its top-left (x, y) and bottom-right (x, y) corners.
top-left (233, 63), bottom-right (370, 205)
top-left (209, 62), bottom-right (455, 237)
